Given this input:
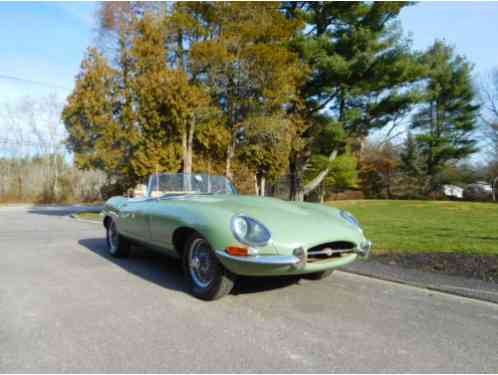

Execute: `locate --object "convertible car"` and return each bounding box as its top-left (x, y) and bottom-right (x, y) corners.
top-left (102, 173), bottom-right (371, 300)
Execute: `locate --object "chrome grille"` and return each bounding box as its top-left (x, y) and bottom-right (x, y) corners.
top-left (307, 241), bottom-right (355, 263)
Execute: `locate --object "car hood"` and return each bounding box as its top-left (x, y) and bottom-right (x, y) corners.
top-left (172, 194), bottom-right (365, 253)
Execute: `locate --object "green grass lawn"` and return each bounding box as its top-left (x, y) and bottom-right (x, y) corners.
top-left (328, 200), bottom-right (498, 256)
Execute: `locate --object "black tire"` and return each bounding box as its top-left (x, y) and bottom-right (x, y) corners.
top-left (106, 219), bottom-right (131, 258)
top-left (303, 269), bottom-right (334, 280)
top-left (183, 233), bottom-right (235, 300)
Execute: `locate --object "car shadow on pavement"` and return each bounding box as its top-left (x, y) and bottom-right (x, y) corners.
top-left (79, 238), bottom-right (300, 297)
top-left (27, 205), bottom-right (103, 217)
top-left (27, 208), bottom-right (73, 217)
top-left (79, 238), bottom-right (190, 295)
top-left (232, 275), bottom-right (301, 295)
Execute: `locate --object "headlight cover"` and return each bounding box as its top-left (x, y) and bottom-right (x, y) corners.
top-left (340, 209), bottom-right (360, 227)
top-left (230, 214), bottom-right (271, 247)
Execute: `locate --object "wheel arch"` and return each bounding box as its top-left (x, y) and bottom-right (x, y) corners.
top-left (172, 226), bottom-right (201, 257)
top-left (103, 215), bottom-right (112, 228)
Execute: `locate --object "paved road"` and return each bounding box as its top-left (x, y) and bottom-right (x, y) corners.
top-left (1, 206), bottom-right (497, 372)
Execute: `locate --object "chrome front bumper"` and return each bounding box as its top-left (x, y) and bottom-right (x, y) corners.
top-left (216, 251), bottom-right (300, 266)
top-left (216, 240), bottom-right (372, 267)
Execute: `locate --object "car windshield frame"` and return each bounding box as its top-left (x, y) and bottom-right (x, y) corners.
top-left (146, 173), bottom-right (238, 198)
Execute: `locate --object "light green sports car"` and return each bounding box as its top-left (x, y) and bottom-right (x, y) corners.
top-left (102, 173), bottom-right (371, 300)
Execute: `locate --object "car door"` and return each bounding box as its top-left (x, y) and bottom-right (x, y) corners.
top-left (118, 199), bottom-right (151, 242)
top-left (147, 199), bottom-right (180, 256)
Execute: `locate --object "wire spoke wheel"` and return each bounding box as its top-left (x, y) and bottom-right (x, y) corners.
top-left (188, 238), bottom-right (216, 289)
top-left (183, 233), bottom-right (235, 300)
top-left (105, 218), bottom-right (130, 258)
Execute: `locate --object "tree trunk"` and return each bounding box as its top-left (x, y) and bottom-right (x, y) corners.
top-left (260, 176), bottom-right (265, 197)
top-left (183, 121), bottom-right (195, 174)
top-left (254, 175), bottom-right (266, 196)
top-left (181, 125), bottom-right (193, 192)
top-left (319, 184), bottom-right (325, 204)
top-left (267, 181), bottom-right (276, 197)
top-left (289, 153), bottom-right (304, 201)
top-left (176, 30), bottom-right (185, 69)
top-left (303, 149), bottom-right (338, 196)
top-left (225, 142), bottom-right (234, 179)
top-left (427, 100), bottom-right (437, 193)
top-left (182, 131), bottom-right (188, 172)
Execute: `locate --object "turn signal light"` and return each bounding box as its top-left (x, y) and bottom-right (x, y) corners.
top-left (226, 246), bottom-right (249, 256)
top-left (225, 246), bottom-right (258, 256)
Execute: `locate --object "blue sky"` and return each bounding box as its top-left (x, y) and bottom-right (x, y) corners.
top-left (0, 1), bottom-right (497, 152)
top-left (400, 2), bottom-right (498, 75)
top-left (1, 1), bottom-right (497, 104)
top-left (1, 2), bottom-right (497, 98)
top-left (0, 2), bottom-right (96, 102)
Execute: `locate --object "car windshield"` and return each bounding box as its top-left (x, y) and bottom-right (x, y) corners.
top-left (146, 173), bottom-right (238, 198)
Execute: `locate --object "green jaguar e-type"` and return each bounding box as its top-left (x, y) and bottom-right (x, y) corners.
top-left (102, 173), bottom-right (371, 300)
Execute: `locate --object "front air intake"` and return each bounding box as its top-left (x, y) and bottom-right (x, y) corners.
top-left (306, 241), bottom-right (355, 262)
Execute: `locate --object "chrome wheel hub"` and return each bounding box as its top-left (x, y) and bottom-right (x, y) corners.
top-left (191, 257), bottom-right (201, 270)
top-left (189, 239), bottom-right (215, 289)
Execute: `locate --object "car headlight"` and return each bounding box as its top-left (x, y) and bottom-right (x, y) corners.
top-left (230, 214), bottom-right (271, 247)
top-left (340, 209), bottom-right (360, 227)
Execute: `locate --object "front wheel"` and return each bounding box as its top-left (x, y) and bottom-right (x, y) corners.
top-left (106, 219), bottom-right (131, 258)
top-left (303, 269), bottom-right (334, 280)
top-left (183, 233), bottom-right (235, 300)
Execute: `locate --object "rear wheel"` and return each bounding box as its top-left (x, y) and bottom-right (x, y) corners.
top-left (303, 269), bottom-right (334, 280)
top-left (106, 219), bottom-right (131, 258)
top-left (183, 233), bottom-right (235, 300)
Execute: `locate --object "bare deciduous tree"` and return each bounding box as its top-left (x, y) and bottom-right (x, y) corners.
top-left (479, 69), bottom-right (498, 200)
top-left (0, 95), bottom-right (106, 203)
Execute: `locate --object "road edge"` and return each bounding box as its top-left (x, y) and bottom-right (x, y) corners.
top-left (68, 213), bottom-right (102, 225)
top-left (341, 262), bottom-right (498, 305)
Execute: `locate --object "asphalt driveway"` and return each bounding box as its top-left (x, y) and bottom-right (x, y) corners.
top-left (1, 205), bottom-right (497, 372)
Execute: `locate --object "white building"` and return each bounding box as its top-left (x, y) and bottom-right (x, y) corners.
top-left (442, 184), bottom-right (464, 199)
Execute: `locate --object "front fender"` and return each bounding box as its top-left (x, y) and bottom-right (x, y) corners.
top-left (170, 206), bottom-right (277, 256)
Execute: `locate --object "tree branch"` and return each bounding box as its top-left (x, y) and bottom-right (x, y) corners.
top-left (303, 149), bottom-right (338, 195)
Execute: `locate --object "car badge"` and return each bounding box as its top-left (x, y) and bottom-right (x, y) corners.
top-left (323, 248), bottom-right (333, 256)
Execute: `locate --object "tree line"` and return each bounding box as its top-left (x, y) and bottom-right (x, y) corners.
top-left (0, 95), bottom-right (105, 203)
top-left (62, 2), bottom-right (485, 200)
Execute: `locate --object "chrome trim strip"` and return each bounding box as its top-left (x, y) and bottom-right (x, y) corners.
top-left (215, 251), bottom-right (299, 266)
top-left (307, 248), bottom-right (353, 256)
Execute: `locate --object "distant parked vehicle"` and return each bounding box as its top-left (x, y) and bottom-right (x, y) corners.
top-left (442, 184), bottom-right (464, 199)
top-left (463, 182), bottom-right (493, 201)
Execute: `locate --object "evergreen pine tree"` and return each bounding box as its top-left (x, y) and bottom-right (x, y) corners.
top-left (285, 2), bottom-right (426, 200)
top-left (411, 40), bottom-right (479, 192)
